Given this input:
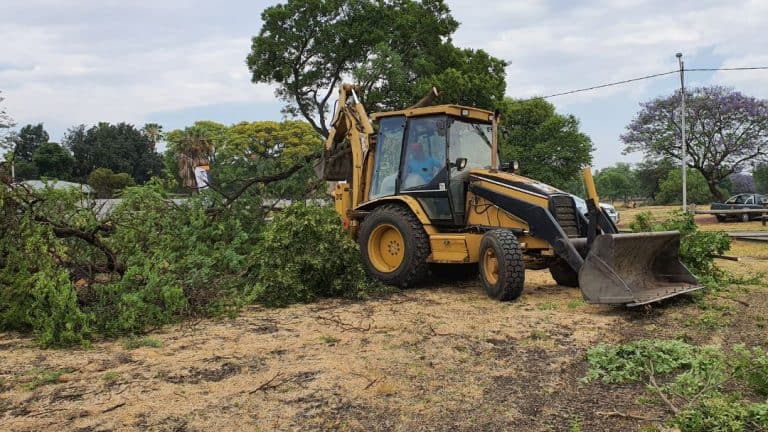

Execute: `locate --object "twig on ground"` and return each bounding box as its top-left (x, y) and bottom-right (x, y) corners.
top-left (596, 410), bottom-right (660, 421)
top-left (101, 402), bottom-right (126, 413)
top-left (314, 314), bottom-right (372, 332)
top-left (647, 360), bottom-right (680, 415)
top-left (249, 372), bottom-right (289, 393)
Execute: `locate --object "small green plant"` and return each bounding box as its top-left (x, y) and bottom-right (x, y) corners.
top-left (568, 417), bottom-right (583, 432)
top-left (537, 302), bottom-right (558, 311)
top-left (567, 299), bottom-right (586, 309)
top-left (691, 311), bottom-right (730, 331)
top-left (321, 335), bottom-right (340, 344)
top-left (25, 368), bottom-right (73, 390)
top-left (122, 336), bottom-right (163, 350)
top-left (102, 371), bottom-right (121, 383)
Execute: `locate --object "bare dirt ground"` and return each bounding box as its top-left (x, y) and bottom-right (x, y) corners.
top-left (1, 209), bottom-right (766, 432)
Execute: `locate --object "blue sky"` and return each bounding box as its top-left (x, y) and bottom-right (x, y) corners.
top-left (2, 0), bottom-right (767, 168)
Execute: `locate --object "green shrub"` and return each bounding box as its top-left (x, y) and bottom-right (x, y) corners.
top-left (672, 396), bottom-right (768, 432)
top-left (251, 203), bottom-right (377, 307)
top-left (583, 339), bottom-right (696, 384)
top-left (628, 211), bottom-right (731, 278)
top-left (584, 340), bottom-right (768, 431)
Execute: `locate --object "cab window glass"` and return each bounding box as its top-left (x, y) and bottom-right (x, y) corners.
top-left (401, 117), bottom-right (446, 190)
top-left (369, 116), bottom-right (405, 199)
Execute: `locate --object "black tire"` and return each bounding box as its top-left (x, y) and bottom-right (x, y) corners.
top-left (478, 230), bottom-right (525, 301)
top-left (716, 215), bottom-right (726, 223)
top-left (549, 259), bottom-right (580, 288)
top-left (741, 213), bottom-right (750, 223)
top-left (358, 204), bottom-right (430, 287)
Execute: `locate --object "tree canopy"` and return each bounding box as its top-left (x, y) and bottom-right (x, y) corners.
top-left (621, 86), bottom-right (768, 201)
top-left (497, 98), bottom-right (594, 189)
top-left (247, 0), bottom-right (507, 137)
top-left (594, 163), bottom-right (638, 203)
top-left (754, 163), bottom-right (768, 194)
top-left (63, 122), bottom-right (163, 184)
top-left (32, 142), bottom-right (74, 180)
top-left (165, 120), bottom-right (323, 199)
top-left (13, 123), bottom-right (49, 162)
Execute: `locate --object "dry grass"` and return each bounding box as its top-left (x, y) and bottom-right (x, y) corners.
top-left (0, 205), bottom-right (765, 431)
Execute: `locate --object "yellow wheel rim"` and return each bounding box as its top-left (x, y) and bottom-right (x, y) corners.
top-left (367, 224), bottom-right (405, 273)
top-left (483, 248), bottom-right (499, 285)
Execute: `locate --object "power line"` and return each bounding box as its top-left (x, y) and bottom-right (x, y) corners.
top-left (535, 70), bottom-right (679, 99)
top-left (687, 66), bottom-right (768, 71)
top-left (529, 66), bottom-right (768, 100)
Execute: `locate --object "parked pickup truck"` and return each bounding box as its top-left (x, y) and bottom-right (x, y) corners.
top-left (711, 193), bottom-right (768, 222)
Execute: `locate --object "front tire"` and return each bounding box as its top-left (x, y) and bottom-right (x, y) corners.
top-left (358, 205), bottom-right (430, 287)
top-left (479, 230), bottom-right (525, 301)
top-left (549, 259), bottom-right (580, 287)
top-left (741, 213), bottom-right (750, 223)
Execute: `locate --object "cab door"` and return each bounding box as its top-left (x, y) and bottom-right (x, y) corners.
top-left (398, 116), bottom-right (453, 223)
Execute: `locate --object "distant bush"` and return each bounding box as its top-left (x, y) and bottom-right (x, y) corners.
top-left (656, 169), bottom-right (715, 205)
top-left (88, 167), bottom-right (135, 198)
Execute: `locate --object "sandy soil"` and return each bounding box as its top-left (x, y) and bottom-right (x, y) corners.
top-left (1, 215), bottom-right (766, 431)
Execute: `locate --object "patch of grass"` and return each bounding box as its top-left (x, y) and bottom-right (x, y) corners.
top-left (321, 335), bottom-right (339, 345)
top-left (24, 368), bottom-right (73, 390)
top-left (568, 417), bottom-right (583, 432)
top-left (102, 371), bottom-right (121, 383)
top-left (689, 311), bottom-right (730, 331)
top-left (122, 336), bottom-right (163, 350)
top-left (567, 299), bottom-right (586, 309)
top-left (537, 302), bottom-right (558, 311)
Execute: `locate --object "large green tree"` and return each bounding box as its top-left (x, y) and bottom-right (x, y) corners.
top-left (634, 158), bottom-right (677, 201)
top-left (63, 122), bottom-right (163, 183)
top-left (32, 142), bottom-right (74, 180)
top-left (13, 123), bottom-right (49, 162)
top-left (247, 0), bottom-right (506, 137)
top-left (497, 98), bottom-right (594, 189)
top-left (594, 163), bottom-right (638, 203)
top-left (622, 86), bottom-right (768, 201)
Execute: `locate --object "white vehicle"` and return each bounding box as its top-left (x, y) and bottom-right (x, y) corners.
top-left (599, 203), bottom-right (620, 225)
top-left (571, 196), bottom-right (620, 224)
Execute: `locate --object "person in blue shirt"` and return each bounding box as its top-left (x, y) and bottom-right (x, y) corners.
top-left (406, 140), bottom-right (443, 184)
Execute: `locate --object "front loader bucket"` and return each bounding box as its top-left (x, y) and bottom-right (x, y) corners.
top-left (578, 231), bottom-right (701, 306)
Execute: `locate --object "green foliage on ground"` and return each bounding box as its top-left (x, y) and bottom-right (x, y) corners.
top-left (250, 203), bottom-right (378, 307)
top-left (584, 339), bottom-right (768, 431)
top-left (629, 210), bottom-right (731, 278)
top-left (1, 176), bottom-right (376, 347)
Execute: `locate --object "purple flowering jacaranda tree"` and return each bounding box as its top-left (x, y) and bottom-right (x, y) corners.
top-left (621, 86), bottom-right (768, 201)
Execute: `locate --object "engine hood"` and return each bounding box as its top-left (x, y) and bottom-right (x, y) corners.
top-left (467, 169), bottom-right (565, 198)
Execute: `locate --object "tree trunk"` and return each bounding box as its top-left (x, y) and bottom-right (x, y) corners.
top-left (707, 180), bottom-right (726, 202)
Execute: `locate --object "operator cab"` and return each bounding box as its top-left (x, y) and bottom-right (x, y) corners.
top-left (369, 106), bottom-right (495, 226)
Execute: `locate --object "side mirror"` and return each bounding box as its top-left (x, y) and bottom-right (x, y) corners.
top-left (453, 157), bottom-right (468, 171)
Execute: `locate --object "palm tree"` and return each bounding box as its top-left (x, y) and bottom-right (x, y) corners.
top-left (141, 123), bottom-right (163, 152)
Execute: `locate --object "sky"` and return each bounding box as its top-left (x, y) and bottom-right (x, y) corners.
top-left (1, 0), bottom-right (767, 168)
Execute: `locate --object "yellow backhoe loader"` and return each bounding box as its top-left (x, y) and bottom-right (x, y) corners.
top-left (319, 84), bottom-right (700, 306)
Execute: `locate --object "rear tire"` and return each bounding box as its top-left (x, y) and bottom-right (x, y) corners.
top-left (741, 213), bottom-right (750, 223)
top-left (358, 204), bottom-right (430, 287)
top-left (478, 230), bottom-right (525, 301)
top-left (549, 259), bottom-right (580, 288)
top-left (716, 215), bottom-right (726, 223)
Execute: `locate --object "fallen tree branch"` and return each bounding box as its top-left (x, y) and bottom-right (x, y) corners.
top-left (314, 314), bottom-right (371, 332)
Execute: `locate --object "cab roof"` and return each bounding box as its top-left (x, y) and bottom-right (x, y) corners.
top-left (370, 104), bottom-right (494, 123)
